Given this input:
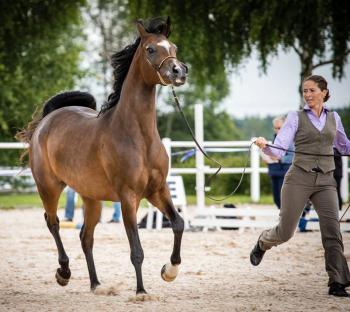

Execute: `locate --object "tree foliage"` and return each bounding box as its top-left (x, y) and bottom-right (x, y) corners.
top-left (0, 0), bottom-right (86, 165)
top-left (235, 116), bottom-right (275, 141)
top-left (157, 103), bottom-right (243, 141)
top-left (336, 105), bottom-right (350, 137)
top-left (82, 0), bottom-right (132, 100)
top-left (128, 0), bottom-right (350, 105)
top-left (83, 0), bottom-right (239, 139)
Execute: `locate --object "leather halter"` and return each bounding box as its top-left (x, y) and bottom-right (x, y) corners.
top-left (146, 55), bottom-right (177, 86)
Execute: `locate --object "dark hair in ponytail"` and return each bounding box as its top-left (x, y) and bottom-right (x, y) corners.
top-left (303, 75), bottom-right (330, 102)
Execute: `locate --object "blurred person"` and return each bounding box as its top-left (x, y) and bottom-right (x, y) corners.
top-left (64, 187), bottom-right (121, 223)
top-left (261, 116), bottom-right (294, 209)
top-left (333, 147), bottom-right (343, 210)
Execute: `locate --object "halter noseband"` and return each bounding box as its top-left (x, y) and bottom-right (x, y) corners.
top-left (146, 55), bottom-right (177, 86)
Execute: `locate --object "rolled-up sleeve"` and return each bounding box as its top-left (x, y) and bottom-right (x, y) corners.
top-left (333, 112), bottom-right (350, 155)
top-left (262, 111), bottom-right (298, 158)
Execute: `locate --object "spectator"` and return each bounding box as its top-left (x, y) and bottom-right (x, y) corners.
top-left (333, 147), bottom-right (343, 210)
top-left (64, 187), bottom-right (121, 223)
top-left (261, 116), bottom-right (294, 209)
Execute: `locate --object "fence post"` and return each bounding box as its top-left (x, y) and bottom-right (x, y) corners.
top-left (195, 104), bottom-right (205, 209)
top-left (162, 137), bottom-right (172, 174)
top-left (341, 156), bottom-right (349, 203)
top-left (250, 143), bottom-right (260, 202)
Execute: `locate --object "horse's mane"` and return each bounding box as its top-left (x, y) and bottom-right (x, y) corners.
top-left (99, 17), bottom-right (171, 115)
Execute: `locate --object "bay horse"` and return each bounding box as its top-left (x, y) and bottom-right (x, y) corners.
top-left (16, 17), bottom-right (188, 295)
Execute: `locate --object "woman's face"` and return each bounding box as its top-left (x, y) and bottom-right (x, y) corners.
top-left (302, 80), bottom-right (328, 108)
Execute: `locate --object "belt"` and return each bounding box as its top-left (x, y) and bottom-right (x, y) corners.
top-left (311, 167), bottom-right (323, 173)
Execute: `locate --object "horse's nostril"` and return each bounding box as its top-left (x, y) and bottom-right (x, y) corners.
top-left (172, 65), bottom-right (179, 74)
top-left (181, 62), bottom-right (188, 73)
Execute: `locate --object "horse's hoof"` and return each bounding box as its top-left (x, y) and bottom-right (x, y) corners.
top-left (161, 263), bottom-right (179, 282)
top-left (91, 281), bottom-right (101, 292)
top-left (136, 289), bottom-right (147, 295)
top-left (55, 268), bottom-right (70, 286)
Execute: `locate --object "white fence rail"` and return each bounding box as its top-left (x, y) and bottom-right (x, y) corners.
top-left (0, 143), bottom-right (31, 177)
top-left (1, 101), bottom-right (349, 210)
top-left (164, 104), bottom-right (349, 209)
top-left (163, 138), bottom-right (349, 206)
top-left (1, 138), bottom-right (349, 207)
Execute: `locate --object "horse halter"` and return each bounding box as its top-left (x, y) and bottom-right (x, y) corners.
top-left (146, 55), bottom-right (177, 86)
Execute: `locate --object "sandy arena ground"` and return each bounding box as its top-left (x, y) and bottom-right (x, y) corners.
top-left (1, 206), bottom-right (350, 312)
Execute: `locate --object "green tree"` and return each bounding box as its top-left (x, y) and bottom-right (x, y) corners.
top-left (243, 1), bottom-right (350, 104)
top-left (235, 116), bottom-right (275, 140)
top-left (129, 1), bottom-right (350, 107)
top-left (82, 0), bottom-right (132, 99)
top-left (0, 0), bottom-right (87, 165)
top-left (157, 102), bottom-right (242, 141)
top-left (336, 105), bottom-right (350, 136)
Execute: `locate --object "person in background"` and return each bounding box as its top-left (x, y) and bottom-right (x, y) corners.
top-left (108, 201), bottom-right (122, 223)
top-left (250, 75), bottom-right (350, 297)
top-left (261, 116), bottom-right (294, 209)
top-left (64, 187), bottom-right (121, 223)
top-left (262, 117), bottom-right (309, 232)
top-left (333, 147), bottom-right (343, 210)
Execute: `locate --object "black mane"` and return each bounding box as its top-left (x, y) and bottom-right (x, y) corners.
top-left (99, 17), bottom-right (171, 115)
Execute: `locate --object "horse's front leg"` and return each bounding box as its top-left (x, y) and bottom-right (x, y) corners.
top-left (120, 191), bottom-right (146, 294)
top-left (147, 186), bottom-right (184, 282)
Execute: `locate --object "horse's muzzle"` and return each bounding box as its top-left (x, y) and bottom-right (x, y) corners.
top-left (171, 62), bottom-right (188, 86)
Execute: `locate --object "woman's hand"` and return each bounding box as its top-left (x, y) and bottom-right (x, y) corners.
top-left (254, 137), bottom-right (267, 149)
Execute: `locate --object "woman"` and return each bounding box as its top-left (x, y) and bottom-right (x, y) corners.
top-left (250, 75), bottom-right (350, 297)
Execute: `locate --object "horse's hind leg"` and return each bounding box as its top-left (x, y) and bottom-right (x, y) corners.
top-left (147, 187), bottom-right (184, 282)
top-left (36, 180), bottom-right (70, 286)
top-left (79, 196), bottom-right (102, 291)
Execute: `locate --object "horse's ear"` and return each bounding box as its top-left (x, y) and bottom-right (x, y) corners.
top-left (136, 20), bottom-right (148, 38)
top-left (164, 16), bottom-right (171, 37)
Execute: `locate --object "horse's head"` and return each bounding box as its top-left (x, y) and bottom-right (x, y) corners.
top-left (136, 19), bottom-right (188, 87)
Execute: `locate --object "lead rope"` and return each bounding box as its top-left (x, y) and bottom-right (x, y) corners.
top-left (171, 87), bottom-right (350, 221)
top-left (171, 85), bottom-right (252, 201)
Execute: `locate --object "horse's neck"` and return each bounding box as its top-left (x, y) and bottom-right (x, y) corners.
top-left (112, 59), bottom-right (158, 141)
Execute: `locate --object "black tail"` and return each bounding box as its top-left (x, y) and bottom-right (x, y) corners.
top-left (43, 91), bottom-right (96, 117)
top-left (16, 91), bottom-right (97, 144)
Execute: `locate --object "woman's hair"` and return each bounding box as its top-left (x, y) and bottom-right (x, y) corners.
top-left (303, 75), bottom-right (330, 102)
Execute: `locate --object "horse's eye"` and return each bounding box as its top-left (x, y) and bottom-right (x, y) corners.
top-left (146, 47), bottom-right (155, 54)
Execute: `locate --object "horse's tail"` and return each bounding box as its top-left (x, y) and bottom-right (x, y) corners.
top-left (15, 91), bottom-right (96, 164)
top-left (16, 91), bottom-right (97, 144)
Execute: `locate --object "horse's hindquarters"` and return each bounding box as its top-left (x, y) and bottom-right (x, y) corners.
top-left (30, 107), bottom-right (117, 200)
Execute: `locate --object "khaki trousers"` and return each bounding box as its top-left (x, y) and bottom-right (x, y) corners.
top-left (259, 165), bottom-right (350, 286)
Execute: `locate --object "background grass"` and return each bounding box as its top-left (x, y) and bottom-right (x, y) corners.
top-left (186, 194), bottom-right (274, 205)
top-left (0, 192), bottom-right (274, 210)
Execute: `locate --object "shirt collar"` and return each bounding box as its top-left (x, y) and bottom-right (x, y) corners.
top-left (303, 105), bottom-right (329, 112)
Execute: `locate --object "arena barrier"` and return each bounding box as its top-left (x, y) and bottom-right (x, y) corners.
top-left (190, 206), bottom-right (350, 232)
top-left (162, 104), bottom-right (349, 209)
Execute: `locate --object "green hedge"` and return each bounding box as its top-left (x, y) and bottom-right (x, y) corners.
top-left (172, 151), bottom-right (272, 196)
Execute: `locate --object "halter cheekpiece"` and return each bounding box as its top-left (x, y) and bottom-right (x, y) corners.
top-left (146, 55), bottom-right (177, 86)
